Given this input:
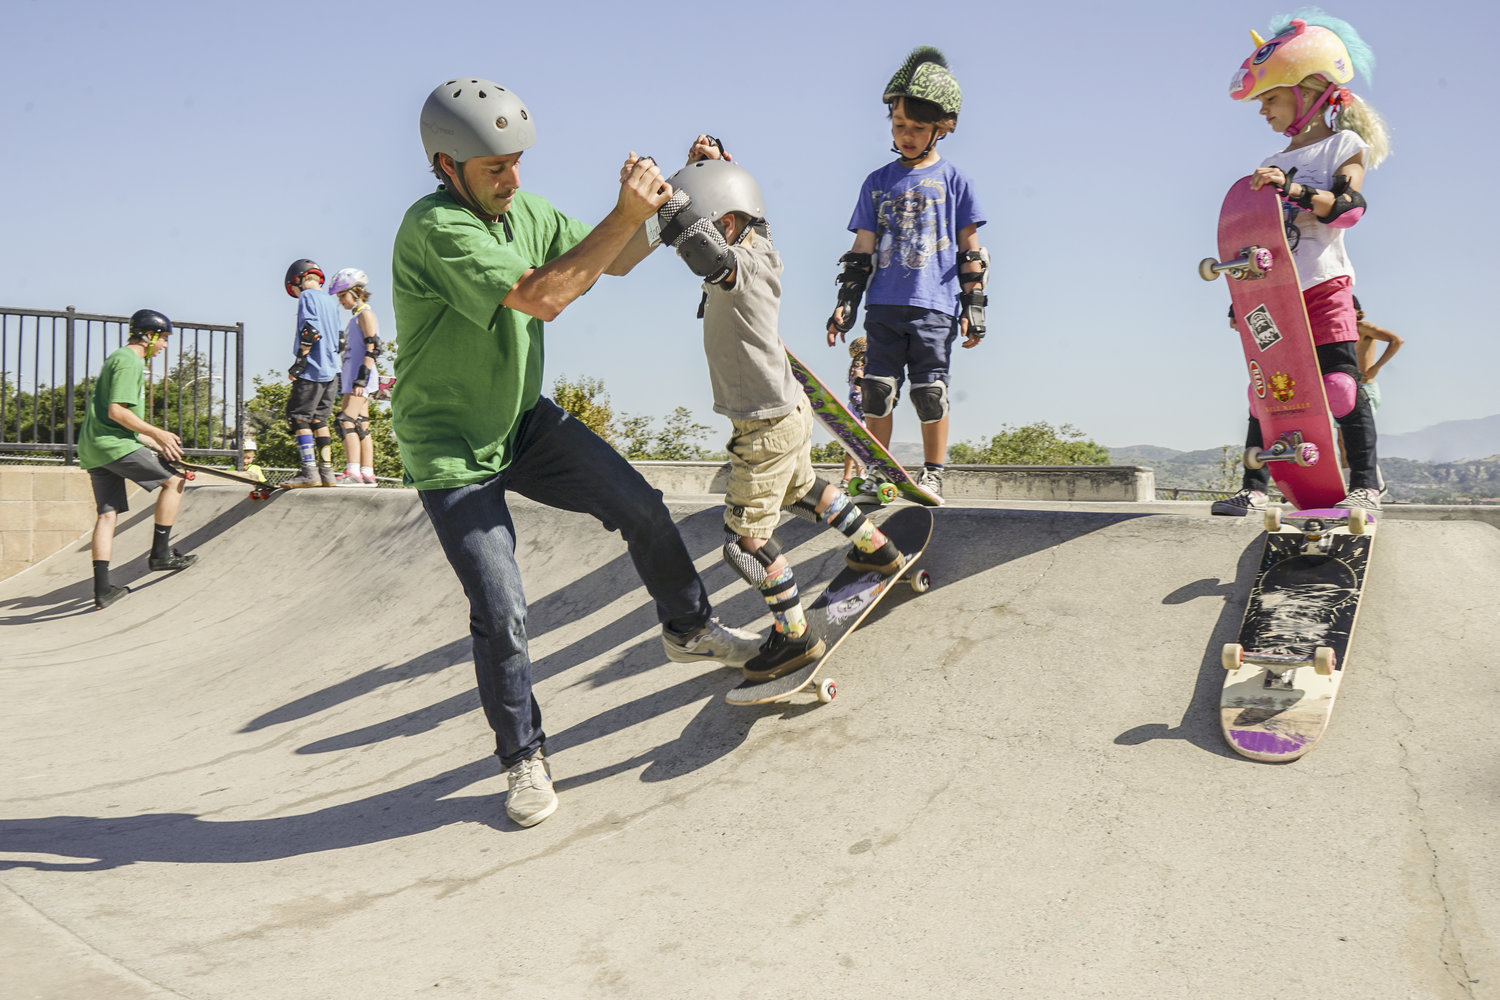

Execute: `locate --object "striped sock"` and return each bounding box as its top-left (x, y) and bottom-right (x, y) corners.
top-left (819, 493), bottom-right (881, 553)
top-left (760, 565), bottom-right (807, 637)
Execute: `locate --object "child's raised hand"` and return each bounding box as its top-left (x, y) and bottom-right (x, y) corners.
top-left (687, 134), bottom-right (731, 163)
top-left (618, 152), bottom-right (671, 222)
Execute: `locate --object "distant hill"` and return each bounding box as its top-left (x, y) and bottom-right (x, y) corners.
top-left (1108, 443), bottom-right (1500, 503)
top-left (1379, 414), bottom-right (1500, 462)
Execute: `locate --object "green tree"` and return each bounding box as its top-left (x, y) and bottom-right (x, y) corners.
top-left (618, 406), bottom-right (719, 460)
top-left (810, 440), bottom-right (845, 463)
top-left (949, 422), bottom-right (1109, 466)
top-left (551, 375), bottom-right (615, 445)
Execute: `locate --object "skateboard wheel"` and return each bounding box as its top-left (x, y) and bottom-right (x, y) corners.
top-left (1242, 447), bottom-right (1265, 471)
top-left (1197, 257), bottom-right (1220, 282)
top-left (848, 477), bottom-right (865, 493)
top-left (1347, 511), bottom-right (1369, 535)
top-left (817, 678), bottom-right (837, 703)
top-left (909, 570), bottom-right (932, 594)
top-left (1313, 646), bottom-right (1336, 676)
top-left (1295, 443), bottom-right (1319, 467)
top-left (1251, 247), bottom-right (1274, 273)
top-left (878, 483), bottom-right (898, 504)
top-left (1221, 643), bottom-right (1243, 671)
top-left (1263, 508), bottom-right (1283, 532)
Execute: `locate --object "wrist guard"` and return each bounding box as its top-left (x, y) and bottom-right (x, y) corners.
top-left (828, 251), bottom-right (873, 333)
top-left (960, 289), bottom-right (988, 338)
top-left (289, 355), bottom-right (309, 379)
top-left (354, 363), bottom-right (373, 389)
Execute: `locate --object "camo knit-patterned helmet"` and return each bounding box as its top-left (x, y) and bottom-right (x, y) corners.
top-left (883, 46), bottom-right (962, 119)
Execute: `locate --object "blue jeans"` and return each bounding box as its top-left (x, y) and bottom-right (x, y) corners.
top-left (418, 397), bottom-right (711, 767)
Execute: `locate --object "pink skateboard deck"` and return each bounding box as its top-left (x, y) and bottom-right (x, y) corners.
top-left (1200, 178), bottom-right (1346, 511)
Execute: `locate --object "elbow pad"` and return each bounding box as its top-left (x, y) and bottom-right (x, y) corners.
top-left (1321, 174), bottom-right (1366, 229)
top-left (298, 325), bottom-right (320, 351)
top-left (659, 192), bottom-right (734, 284)
top-left (364, 334), bottom-right (384, 359)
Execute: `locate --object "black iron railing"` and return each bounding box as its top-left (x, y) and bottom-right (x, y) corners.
top-left (0, 306), bottom-right (245, 465)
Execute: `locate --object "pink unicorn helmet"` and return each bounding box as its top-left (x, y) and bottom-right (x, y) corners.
top-left (1229, 17), bottom-right (1363, 136)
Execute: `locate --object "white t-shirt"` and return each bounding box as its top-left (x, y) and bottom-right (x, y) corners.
top-left (1260, 130), bottom-right (1370, 290)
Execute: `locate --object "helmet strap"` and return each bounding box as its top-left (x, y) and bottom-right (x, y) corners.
top-left (891, 125), bottom-right (941, 166)
top-left (1284, 80), bottom-right (1336, 138)
top-left (442, 156), bottom-right (510, 233)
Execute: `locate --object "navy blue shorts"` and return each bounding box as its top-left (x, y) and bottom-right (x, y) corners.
top-left (862, 305), bottom-right (958, 389)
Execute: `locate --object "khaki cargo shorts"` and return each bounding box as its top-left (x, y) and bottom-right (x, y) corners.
top-left (723, 395), bottom-right (815, 538)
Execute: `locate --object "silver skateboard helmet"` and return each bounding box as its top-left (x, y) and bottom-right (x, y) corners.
top-left (666, 159), bottom-right (765, 223)
top-left (420, 78), bottom-right (536, 165)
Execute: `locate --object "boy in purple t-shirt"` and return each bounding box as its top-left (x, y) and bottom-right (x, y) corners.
top-left (826, 46), bottom-right (990, 501)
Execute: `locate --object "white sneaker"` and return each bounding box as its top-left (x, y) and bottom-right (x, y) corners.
top-left (1210, 488), bottom-right (1268, 516)
top-left (505, 751), bottom-right (557, 827)
top-left (662, 617), bottom-right (763, 667)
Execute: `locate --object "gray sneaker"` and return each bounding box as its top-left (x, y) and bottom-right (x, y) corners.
top-left (916, 466), bottom-right (944, 500)
top-left (318, 465), bottom-right (337, 486)
top-left (1210, 488), bottom-right (1268, 516)
top-left (662, 617), bottom-right (762, 667)
top-left (505, 751), bottom-right (557, 827)
top-left (282, 466), bottom-right (321, 488)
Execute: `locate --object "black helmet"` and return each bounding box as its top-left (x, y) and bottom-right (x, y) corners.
top-left (285, 258), bottom-right (324, 297)
top-left (129, 308), bottom-right (172, 338)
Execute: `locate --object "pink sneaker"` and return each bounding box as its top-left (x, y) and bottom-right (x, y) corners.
top-left (334, 470), bottom-right (374, 488)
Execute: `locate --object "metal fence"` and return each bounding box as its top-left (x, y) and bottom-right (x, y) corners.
top-left (0, 305), bottom-right (245, 465)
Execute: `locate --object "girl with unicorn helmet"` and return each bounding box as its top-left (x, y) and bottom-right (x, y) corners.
top-left (1212, 8), bottom-right (1394, 517)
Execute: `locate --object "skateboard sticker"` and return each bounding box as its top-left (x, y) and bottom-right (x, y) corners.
top-left (1244, 304), bottom-right (1283, 351)
top-left (1249, 360), bottom-right (1267, 398)
top-left (1269, 370), bottom-right (1296, 402)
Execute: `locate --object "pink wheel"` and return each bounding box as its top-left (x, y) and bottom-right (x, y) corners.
top-left (1252, 247), bottom-right (1274, 273)
top-left (1296, 443), bottom-right (1320, 467)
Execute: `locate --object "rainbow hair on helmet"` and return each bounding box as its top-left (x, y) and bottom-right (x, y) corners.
top-left (1268, 7), bottom-right (1391, 166)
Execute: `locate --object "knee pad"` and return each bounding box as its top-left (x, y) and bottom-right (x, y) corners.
top-left (861, 375), bottom-right (899, 418)
top-left (308, 418), bottom-right (328, 433)
top-left (787, 478), bottom-right (834, 524)
top-left (909, 381), bottom-right (949, 423)
top-left (722, 527), bottom-right (781, 587)
top-left (289, 418), bottom-right (312, 435)
top-left (355, 415), bottom-right (371, 440)
top-left (1323, 371), bottom-right (1359, 418)
top-left (334, 412), bottom-right (358, 438)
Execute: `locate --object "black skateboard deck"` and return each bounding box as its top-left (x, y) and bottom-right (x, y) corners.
top-left (726, 506), bottom-right (934, 706)
top-left (1220, 507), bottom-right (1376, 761)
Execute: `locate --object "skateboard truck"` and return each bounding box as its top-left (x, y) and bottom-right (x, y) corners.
top-left (1222, 642), bottom-right (1337, 679)
top-left (1243, 431), bottom-right (1318, 471)
top-left (1199, 246), bottom-right (1274, 282)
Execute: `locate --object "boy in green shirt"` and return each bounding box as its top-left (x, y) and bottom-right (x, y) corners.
top-left (77, 309), bottom-right (198, 609)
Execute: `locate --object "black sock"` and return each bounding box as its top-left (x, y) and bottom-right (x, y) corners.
top-left (152, 524), bottom-right (172, 559)
top-left (924, 461), bottom-right (944, 472)
top-left (93, 560), bottom-right (110, 595)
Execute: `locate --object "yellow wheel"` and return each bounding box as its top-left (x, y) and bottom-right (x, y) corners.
top-left (1348, 511), bottom-right (1369, 535)
top-left (1263, 507), bottom-right (1283, 532)
top-left (1221, 643), bottom-right (1243, 671)
top-left (1313, 647), bottom-right (1336, 676)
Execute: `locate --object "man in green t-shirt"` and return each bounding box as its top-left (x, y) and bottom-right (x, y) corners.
top-left (392, 78), bottom-right (762, 828)
top-left (77, 309), bottom-right (199, 609)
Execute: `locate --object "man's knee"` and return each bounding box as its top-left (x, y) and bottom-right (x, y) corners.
top-left (909, 381), bottom-right (949, 423)
top-left (861, 375), bottom-right (899, 418)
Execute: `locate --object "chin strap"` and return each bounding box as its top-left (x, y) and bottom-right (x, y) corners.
top-left (1283, 81), bottom-right (1349, 137)
top-left (891, 125), bottom-right (944, 165)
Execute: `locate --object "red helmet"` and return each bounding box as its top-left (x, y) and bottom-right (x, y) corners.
top-left (285, 258), bottom-right (324, 297)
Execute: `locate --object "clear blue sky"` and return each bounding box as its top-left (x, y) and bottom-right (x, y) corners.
top-left (0, 0), bottom-right (1489, 452)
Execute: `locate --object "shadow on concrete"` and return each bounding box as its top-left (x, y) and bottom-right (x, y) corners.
top-left (0, 759), bottom-right (511, 871)
top-left (1114, 534), bottom-right (1263, 759)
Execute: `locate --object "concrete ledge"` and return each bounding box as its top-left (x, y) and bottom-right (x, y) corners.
top-left (0, 466), bottom-right (137, 581)
top-left (631, 461), bottom-right (1155, 503)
